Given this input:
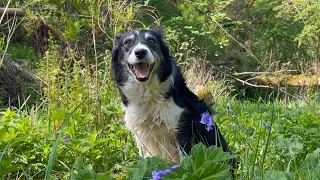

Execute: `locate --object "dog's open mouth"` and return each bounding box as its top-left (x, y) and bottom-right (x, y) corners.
top-left (128, 62), bottom-right (154, 82)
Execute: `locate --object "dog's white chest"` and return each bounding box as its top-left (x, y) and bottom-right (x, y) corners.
top-left (124, 97), bottom-right (183, 127)
top-left (123, 94), bottom-right (184, 161)
top-left (121, 75), bottom-right (184, 161)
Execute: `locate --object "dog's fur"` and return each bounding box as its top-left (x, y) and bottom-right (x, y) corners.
top-left (111, 28), bottom-right (231, 162)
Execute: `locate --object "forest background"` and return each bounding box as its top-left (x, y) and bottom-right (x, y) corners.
top-left (0, 0), bottom-right (319, 179)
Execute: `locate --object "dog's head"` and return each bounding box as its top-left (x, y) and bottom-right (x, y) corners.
top-left (111, 28), bottom-right (172, 85)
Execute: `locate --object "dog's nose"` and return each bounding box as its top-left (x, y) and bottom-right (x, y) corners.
top-left (135, 49), bottom-right (147, 59)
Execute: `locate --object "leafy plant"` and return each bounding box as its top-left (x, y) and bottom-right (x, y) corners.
top-left (0, 0), bottom-right (319, 179)
top-left (128, 143), bottom-right (235, 180)
top-left (70, 157), bottom-right (112, 180)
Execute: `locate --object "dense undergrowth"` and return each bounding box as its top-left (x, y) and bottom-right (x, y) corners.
top-left (1, 0), bottom-right (320, 179)
top-left (1, 80), bottom-right (319, 179)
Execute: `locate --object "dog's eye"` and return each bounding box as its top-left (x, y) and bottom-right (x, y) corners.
top-left (124, 39), bottom-right (133, 45)
top-left (148, 38), bottom-right (156, 44)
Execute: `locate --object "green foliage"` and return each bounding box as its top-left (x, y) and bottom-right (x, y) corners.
top-left (212, 95), bottom-right (320, 179)
top-left (294, 2), bottom-right (320, 61)
top-left (6, 44), bottom-right (38, 68)
top-left (0, 40), bottom-right (137, 179)
top-left (128, 156), bottom-right (174, 180)
top-left (248, 0), bottom-right (319, 69)
top-left (0, 36), bottom-right (4, 51)
top-left (70, 157), bottom-right (112, 180)
top-left (166, 144), bottom-right (234, 179)
top-left (1, 0), bottom-right (319, 179)
top-left (0, 109), bottom-right (48, 178)
top-left (148, 0), bottom-right (233, 60)
top-left (128, 144), bottom-right (234, 180)
top-left (299, 148), bottom-right (320, 179)
top-left (275, 137), bottom-right (304, 157)
top-left (254, 171), bottom-right (294, 180)
top-left (149, 0), bottom-right (319, 71)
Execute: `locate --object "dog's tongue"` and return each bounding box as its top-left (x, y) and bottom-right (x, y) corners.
top-left (134, 63), bottom-right (149, 78)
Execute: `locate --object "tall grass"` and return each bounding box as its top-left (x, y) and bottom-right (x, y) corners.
top-left (0, 63), bottom-right (319, 179)
top-left (0, 0), bottom-right (319, 179)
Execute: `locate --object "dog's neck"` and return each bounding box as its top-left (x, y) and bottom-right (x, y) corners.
top-left (121, 74), bottom-right (174, 104)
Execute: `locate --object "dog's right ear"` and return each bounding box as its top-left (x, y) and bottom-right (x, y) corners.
top-left (113, 33), bottom-right (124, 47)
top-left (112, 33), bottom-right (123, 63)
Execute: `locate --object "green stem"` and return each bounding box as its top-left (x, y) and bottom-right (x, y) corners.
top-left (44, 103), bottom-right (82, 180)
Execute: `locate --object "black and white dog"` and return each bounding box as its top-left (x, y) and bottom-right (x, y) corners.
top-left (111, 27), bottom-right (231, 163)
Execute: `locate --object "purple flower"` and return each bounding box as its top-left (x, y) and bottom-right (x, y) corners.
top-left (152, 164), bottom-right (180, 180)
top-left (63, 136), bottom-right (69, 142)
top-left (169, 164), bottom-right (180, 171)
top-left (298, 94), bottom-right (305, 100)
top-left (152, 174), bottom-right (161, 180)
top-left (263, 124), bottom-right (271, 130)
top-left (200, 111), bottom-right (215, 132)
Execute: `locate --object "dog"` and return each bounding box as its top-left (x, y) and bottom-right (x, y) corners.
top-left (111, 27), bottom-right (232, 163)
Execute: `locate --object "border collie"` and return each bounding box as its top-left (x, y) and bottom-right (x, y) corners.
top-left (111, 27), bottom-right (231, 163)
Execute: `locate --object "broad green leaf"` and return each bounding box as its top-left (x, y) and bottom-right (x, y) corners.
top-left (131, 158), bottom-right (148, 180)
top-left (191, 143), bottom-right (206, 170)
top-left (197, 162), bottom-right (230, 179)
top-left (0, 128), bottom-right (6, 141)
top-left (302, 148), bottom-right (320, 167)
top-left (180, 157), bottom-right (194, 172)
top-left (206, 146), bottom-right (235, 163)
top-left (97, 172), bottom-right (112, 180)
top-left (299, 148), bottom-right (320, 179)
top-left (254, 171), bottom-right (294, 180)
top-left (164, 143), bottom-right (233, 179)
top-left (72, 156), bottom-right (85, 170)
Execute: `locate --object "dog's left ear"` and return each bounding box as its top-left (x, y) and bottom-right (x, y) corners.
top-left (150, 26), bottom-right (163, 38)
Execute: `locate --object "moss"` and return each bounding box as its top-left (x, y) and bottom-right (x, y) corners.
top-left (194, 87), bottom-right (210, 100)
top-left (259, 75), bottom-right (320, 87)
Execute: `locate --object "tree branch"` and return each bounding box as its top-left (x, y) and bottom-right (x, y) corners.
top-left (0, 8), bottom-right (26, 18)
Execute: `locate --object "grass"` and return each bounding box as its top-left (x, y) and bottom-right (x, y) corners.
top-left (0, 70), bottom-right (319, 179)
top-left (0, 1), bottom-right (319, 177)
top-left (0, 42), bottom-right (320, 179)
top-left (1, 34), bottom-right (319, 180)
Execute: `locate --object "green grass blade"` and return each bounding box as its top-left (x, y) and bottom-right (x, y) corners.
top-left (44, 103), bottom-right (82, 180)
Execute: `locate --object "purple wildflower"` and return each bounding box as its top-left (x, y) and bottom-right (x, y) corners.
top-left (200, 111), bottom-right (215, 132)
top-left (298, 94), bottom-right (305, 100)
top-left (263, 124), bottom-right (271, 130)
top-left (152, 164), bottom-right (180, 180)
top-left (152, 174), bottom-right (161, 180)
top-left (169, 164), bottom-right (180, 171)
top-left (63, 136), bottom-right (69, 142)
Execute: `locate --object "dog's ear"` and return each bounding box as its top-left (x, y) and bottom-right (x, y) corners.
top-left (113, 32), bottom-right (124, 47)
top-left (112, 33), bottom-right (123, 63)
top-left (150, 26), bottom-right (163, 38)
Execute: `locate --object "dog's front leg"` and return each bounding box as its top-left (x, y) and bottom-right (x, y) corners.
top-left (176, 110), bottom-right (193, 157)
